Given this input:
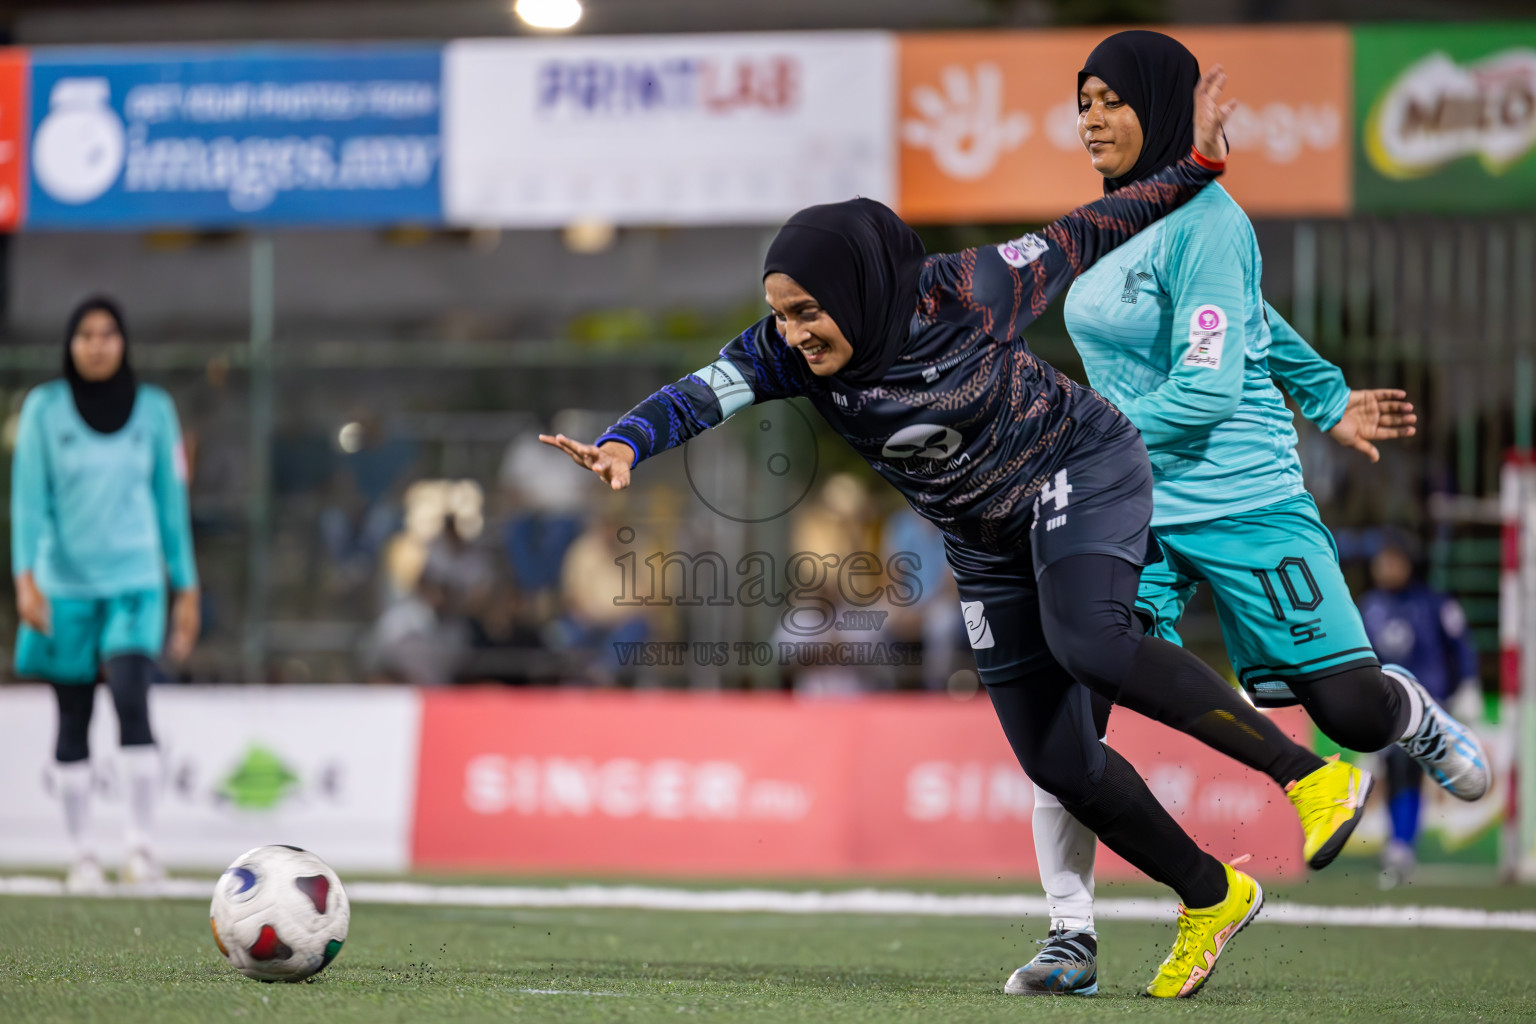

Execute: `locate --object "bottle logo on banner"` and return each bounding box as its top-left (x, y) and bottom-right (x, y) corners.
top-left (33, 78), bottom-right (126, 204)
top-left (1367, 48), bottom-right (1536, 179)
top-left (902, 63), bottom-right (1030, 181)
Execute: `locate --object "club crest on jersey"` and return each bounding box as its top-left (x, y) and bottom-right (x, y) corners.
top-left (1184, 304), bottom-right (1227, 368)
top-left (996, 233), bottom-right (1049, 269)
top-left (881, 423), bottom-right (962, 461)
top-left (1121, 266), bottom-right (1152, 304)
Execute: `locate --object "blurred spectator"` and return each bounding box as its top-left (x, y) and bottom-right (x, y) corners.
top-left (423, 513), bottom-right (497, 615)
top-left (497, 431), bottom-right (588, 622)
top-left (1358, 529), bottom-right (1482, 888)
top-left (551, 496), bottom-right (651, 685)
top-left (778, 473), bottom-right (894, 693)
top-left (318, 467), bottom-right (400, 593)
top-left (791, 472), bottom-right (877, 557)
top-left (364, 484), bottom-right (497, 685)
top-left (343, 412), bottom-right (418, 506)
top-left (882, 508), bottom-right (965, 690)
top-left (364, 574), bottom-right (469, 685)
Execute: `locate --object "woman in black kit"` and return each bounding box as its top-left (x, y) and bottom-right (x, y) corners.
top-left (545, 67), bottom-right (1358, 997)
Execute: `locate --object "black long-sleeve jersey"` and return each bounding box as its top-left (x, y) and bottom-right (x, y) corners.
top-left (599, 152), bottom-right (1222, 555)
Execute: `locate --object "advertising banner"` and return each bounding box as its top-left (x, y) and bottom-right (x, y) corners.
top-left (1355, 23), bottom-right (1536, 213)
top-left (0, 50), bottom-right (28, 231)
top-left (897, 27), bottom-right (1351, 222)
top-left (442, 33), bottom-right (895, 227)
top-left (26, 46), bottom-right (443, 228)
top-left (0, 685), bottom-right (422, 870)
top-left (413, 690), bottom-right (1309, 879)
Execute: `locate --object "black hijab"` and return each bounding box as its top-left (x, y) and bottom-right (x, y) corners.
top-left (1078, 30), bottom-right (1201, 194)
top-left (762, 197), bottom-right (926, 388)
top-left (63, 296), bottom-right (136, 434)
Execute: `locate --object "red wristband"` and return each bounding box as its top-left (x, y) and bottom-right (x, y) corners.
top-left (1190, 145), bottom-right (1225, 172)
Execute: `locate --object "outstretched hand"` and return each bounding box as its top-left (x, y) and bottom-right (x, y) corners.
top-left (540, 433), bottom-right (636, 491)
top-left (1193, 64), bottom-right (1237, 164)
top-left (1328, 388), bottom-right (1417, 463)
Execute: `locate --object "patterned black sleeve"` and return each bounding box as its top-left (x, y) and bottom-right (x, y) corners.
top-left (597, 315), bottom-right (808, 465)
top-left (922, 150), bottom-right (1223, 341)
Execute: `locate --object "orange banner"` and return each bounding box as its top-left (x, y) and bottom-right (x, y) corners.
top-left (413, 690), bottom-right (1310, 880)
top-left (897, 27), bottom-right (1350, 222)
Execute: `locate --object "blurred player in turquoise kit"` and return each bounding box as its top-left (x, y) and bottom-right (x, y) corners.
top-left (1007, 30), bottom-right (1492, 997)
top-left (1359, 532), bottom-right (1483, 888)
top-left (12, 297), bottom-right (199, 891)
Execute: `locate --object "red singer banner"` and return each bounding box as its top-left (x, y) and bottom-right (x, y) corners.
top-left (412, 690), bottom-right (1311, 879)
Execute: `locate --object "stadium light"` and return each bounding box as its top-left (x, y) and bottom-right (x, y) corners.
top-left (514, 0), bottom-right (583, 31)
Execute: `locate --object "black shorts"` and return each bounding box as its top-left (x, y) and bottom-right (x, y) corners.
top-left (946, 426), bottom-right (1154, 685)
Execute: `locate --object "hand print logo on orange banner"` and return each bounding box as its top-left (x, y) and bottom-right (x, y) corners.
top-left (897, 27), bottom-right (1351, 222)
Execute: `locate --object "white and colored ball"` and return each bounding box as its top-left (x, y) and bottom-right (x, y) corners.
top-left (209, 845), bottom-right (350, 982)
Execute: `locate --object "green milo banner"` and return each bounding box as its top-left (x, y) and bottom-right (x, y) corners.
top-left (1354, 23), bottom-right (1536, 213)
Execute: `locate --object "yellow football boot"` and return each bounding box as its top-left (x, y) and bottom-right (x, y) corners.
top-left (1285, 755), bottom-right (1373, 869)
top-left (1145, 863), bottom-right (1263, 998)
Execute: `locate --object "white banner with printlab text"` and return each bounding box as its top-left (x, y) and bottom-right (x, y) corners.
top-left (0, 686), bottom-right (421, 871)
top-left (442, 33), bottom-right (896, 227)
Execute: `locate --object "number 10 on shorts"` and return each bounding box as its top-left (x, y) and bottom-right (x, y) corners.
top-left (1251, 557), bottom-right (1327, 643)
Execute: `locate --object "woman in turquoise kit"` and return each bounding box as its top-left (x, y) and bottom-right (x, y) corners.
top-left (1006, 30), bottom-right (1492, 997)
top-left (12, 297), bottom-right (199, 891)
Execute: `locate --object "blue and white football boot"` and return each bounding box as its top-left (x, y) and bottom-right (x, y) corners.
top-left (1004, 926), bottom-right (1098, 996)
top-left (1384, 664), bottom-right (1490, 801)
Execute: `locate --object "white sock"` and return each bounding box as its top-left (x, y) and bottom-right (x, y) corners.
top-left (1385, 669), bottom-right (1426, 740)
top-left (119, 745), bottom-right (160, 853)
top-left (1032, 783), bottom-right (1097, 935)
top-left (55, 760), bottom-right (95, 862)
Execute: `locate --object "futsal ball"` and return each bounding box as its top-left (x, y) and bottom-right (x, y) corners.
top-left (209, 845), bottom-right (350, 982)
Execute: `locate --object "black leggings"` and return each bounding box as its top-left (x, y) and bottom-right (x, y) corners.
top-left (986, 554), bottom-right (1321, 908)
top-left (1291, 666), bottom-right (1409, 752)
top-left (1121, 608), bottom-right (1410, 754)
top-left (52, 655), bottom-right (156, 763)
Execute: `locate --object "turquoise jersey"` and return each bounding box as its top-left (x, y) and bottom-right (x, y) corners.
top-left (11, 380), bottom-right (197, 599)
top-left (1063, 182), bottom-right (1350, 526)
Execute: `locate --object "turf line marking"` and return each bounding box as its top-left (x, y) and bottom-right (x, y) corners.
top-left (517, 988), bottom-right (625, 997)
top-left (3, 876), bottom-right (1533, 932)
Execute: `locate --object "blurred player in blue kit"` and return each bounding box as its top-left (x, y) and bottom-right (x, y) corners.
top-left (1359, 532), bottom-right (1484, 887)
top-left (1006, 30), bottom-right (1492, 998)
top-left (11, 297), bottom-right (199, 891)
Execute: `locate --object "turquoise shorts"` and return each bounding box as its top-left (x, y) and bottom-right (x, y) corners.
top-left (1137, 493), bottom-right (1378, 707)
top-left (14, 589), bottom-right (166, 684)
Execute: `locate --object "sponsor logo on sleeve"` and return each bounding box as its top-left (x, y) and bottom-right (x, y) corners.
top-left (996, 232), bottom-right (1049, 269)
top-left (1184, 304), bottom-right (1227, 368)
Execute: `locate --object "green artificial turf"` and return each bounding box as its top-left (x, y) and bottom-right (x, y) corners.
top-left (3, 878), bottom-right (1535, 1023)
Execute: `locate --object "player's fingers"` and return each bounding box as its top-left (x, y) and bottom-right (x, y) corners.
top-left (1354, 437), bottom-right (1381, 462)
top-left (539, 433), bottom-right (582, 462)
top-left (1369, 389), bottom-right (1408, 400)
top-left (1219, 99), bottom-right (1238, 121)
top-left (552, 434), bottom-right (599, 467)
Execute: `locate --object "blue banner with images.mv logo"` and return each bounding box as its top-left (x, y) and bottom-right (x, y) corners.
top-left (27, 46), bottom-right (443, 228)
